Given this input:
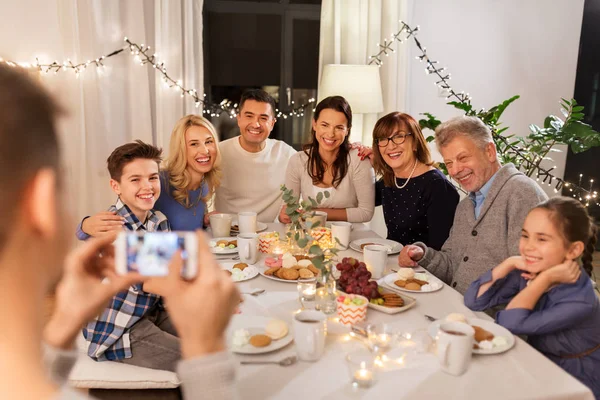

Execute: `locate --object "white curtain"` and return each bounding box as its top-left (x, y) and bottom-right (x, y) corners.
top-left (0, 0), bottom-right (204, 223)
top-left (318, 0), bottom-right (409, 144)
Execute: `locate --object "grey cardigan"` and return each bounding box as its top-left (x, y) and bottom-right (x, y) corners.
top-left (414, 164), bottom-right (548, 294)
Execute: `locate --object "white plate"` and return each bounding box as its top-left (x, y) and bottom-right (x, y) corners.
top-left (349, 238), bottom-right (403, 254)
top-left (220, 261), bottom-right (259, 282)
top-left (382, 272), bottom-right (444, 294)
top-left (210, 237), bottom-right (239, 254)
top-left (231, 221), bottom-right (268, 234)
top-left (338, 289), bottom-right (417, 315)
top-left (428, 318), bottom-right (515, 355)
top-left (226, 315), bottom-right (294, 355)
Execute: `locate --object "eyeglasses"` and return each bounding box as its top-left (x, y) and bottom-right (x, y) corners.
top-left (376, 133), bottom-right (412, 147)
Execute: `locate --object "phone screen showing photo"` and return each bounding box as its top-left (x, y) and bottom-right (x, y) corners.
top-left (126, 232), bottom-right (188, 276)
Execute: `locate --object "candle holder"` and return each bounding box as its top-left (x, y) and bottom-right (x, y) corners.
top-left (367, 323), bottom-right (398, 354)
top-left (346, 349), bottom-right (377, 389)
top-left (269, 240), bottom-right (290, 256)
top-left (297, 277), bottom-right (317, 309)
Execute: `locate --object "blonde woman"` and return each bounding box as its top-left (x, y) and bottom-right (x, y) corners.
top-left (77, 115), bottom-right (222, 236)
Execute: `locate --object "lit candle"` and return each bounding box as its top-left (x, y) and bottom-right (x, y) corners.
top-left (377, 334), bottom-right (391, 347)
top-left (303, 287), bottom-right (316, 297)
top-left (353, 368), bottom-right (374, 387)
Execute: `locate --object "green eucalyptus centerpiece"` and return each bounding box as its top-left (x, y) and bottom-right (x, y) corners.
top-left (280, 185), bottom-right (340, 313)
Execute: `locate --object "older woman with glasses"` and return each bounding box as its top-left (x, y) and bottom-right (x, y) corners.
top-left (279, 96), bottom-right (375, 223)
top-left (372, 112), bottom-right (459, 249)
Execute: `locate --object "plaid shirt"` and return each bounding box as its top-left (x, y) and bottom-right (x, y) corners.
top-left (82, 199), bottom-right (170, 361)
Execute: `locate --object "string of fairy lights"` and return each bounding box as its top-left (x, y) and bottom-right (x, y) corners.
top-left (1, 28), bottom-right (597, 206)
top-left (367, 21), bottom-right (598, 207)
top-left (0, 38), bottom-right (314, 119)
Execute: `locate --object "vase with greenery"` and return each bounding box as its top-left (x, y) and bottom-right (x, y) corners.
top-left (280, 185), bottom-right (340, 313)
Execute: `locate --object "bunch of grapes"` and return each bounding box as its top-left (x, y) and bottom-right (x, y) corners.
top-left (336, 257), bottom-right (381, 300)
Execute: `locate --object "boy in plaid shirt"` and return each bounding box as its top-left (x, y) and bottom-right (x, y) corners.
top-left (83, 141), bottom-right (181, 371)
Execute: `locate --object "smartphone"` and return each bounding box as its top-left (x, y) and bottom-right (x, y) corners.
top-left (115, 231), bottom-right (197, 278)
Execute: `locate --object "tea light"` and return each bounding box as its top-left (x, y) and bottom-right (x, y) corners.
top-left (353, 367), bottom-right (374, 387)
top-left (303, 287), bottom-right (316, 297)
top-left (367, 323), bottom-right (397, 353)
top-left (346, 350), bottom-right (376, 389)
top-left (297, 277), bottom-right (317, 307)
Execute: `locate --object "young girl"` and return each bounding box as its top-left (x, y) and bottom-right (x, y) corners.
top-left (464, 196), bottom-right (599, 398)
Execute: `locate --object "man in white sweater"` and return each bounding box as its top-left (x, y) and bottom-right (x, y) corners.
top-left (215, 89), bottom-right (297, 222)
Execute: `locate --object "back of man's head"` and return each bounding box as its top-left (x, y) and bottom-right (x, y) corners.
top-left (0, 64), bottom-right (62, 251)
top-left (238, 89), bottom-right (277, 117)
top-left (107, 140), bottom-right (163, 182)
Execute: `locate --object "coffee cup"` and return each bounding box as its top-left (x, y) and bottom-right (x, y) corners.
top-left (331, 221), bottom-right (352, 249)
top-left (237, 233), bottom-right (259, 264)
top-left (436, 321), bottom-right (475, 376)
top-left (209, 213), bottom-right (232, 237)
top-left (363, 244), bottom-right (388, 279)
top-left (238, 212), bottom-right (258, 234)
top-left (293, 310), bottom-right (327, 362)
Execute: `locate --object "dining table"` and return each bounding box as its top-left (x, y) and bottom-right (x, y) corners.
top-left (213, 222), bottom-right (594, 400)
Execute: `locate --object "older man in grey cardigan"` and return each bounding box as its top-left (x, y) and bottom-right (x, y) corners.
top-left (399, 116), bottom-right (548, 294)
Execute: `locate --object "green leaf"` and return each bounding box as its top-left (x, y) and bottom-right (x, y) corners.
top-left (309, 245), bottom-right (322, 255)
top-left (447, 101), bottom-right (473, 114)
top-left (426, 135), bottom-right (435, 143)
top-left (324, 191), bottom-right (331, 199)
top-left (310, 197), bottom-right (318, 208)
top-left (491, 95), bottom-right (520, 124)
top-left (311, 221), bottom-right (321, 229)
top-left (297, 238), bottom-right (309, 248)
top-left (572, 105), bottom-right (584, 112)
top-left (316, 192), bottom-right (323, 203)
top-left (418, 112), bottom-right (442, 131)
top-left (311, 257), bottom-right (323, 269)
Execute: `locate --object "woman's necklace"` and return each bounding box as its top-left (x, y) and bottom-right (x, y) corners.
top-left (394, 159), bottom-right (419, 189)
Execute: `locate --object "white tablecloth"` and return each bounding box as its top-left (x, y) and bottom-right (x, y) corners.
top-left (218, 223), bottom-right (593, 400)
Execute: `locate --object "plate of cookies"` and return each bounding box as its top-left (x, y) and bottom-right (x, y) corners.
top-left (428, 314), bottom-right (515, 355)
top-left (260, 253), bottom-right (321, 283)
top-left (227, 316), bottom-right (294, 355)
top-left (339, 288), bottom-right (417, 315)
top-left (349, 238), bottom-right (403, 254)
top-left (382, 269), bottom-right (444, 293)
top-left (210, 237), bottom-right (238, 254)
top-left (220, 261), bottom-right (259, 282)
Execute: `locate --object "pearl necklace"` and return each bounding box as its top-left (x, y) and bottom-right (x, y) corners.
top-left (394, 160), bottom-right (419, 189)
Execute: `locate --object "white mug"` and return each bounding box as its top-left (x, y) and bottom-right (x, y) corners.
top-left (293, 310), bottom-right (327, 362)
top-left (363, 245), bottom-right (388, 279)
top-left (209, 213), bottom-right (232, 238)
top-left (307, 211), bottom-right (327, 229)
top-left (238, 212), bottom-right (257, 234)
top-left (436, 322), bottom-right (475, 376)
top-left (237, 233), bottom-right (259, 264)
top-left (331, 222), bottom-right (352, 249)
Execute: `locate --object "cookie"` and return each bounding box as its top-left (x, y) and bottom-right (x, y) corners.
top-left (264, 266), bottom-right (281, 276)
top-left (360, 242), bottom-right (376, 250)
top-left (227, 240), bottom-right (237, 247)
top-left (294, 254), bottom-right (310, 261)
top-left (298, 268), bottom-right (315, 278)
top-left (405, 282), bottom-right (422, 291)
top-left (307, 264), bottom-right (320, 276)
top-left (280, 268), bottom-right (300, 280)
top-left (394, 279), bottom-right (407, 288)
top-left (472, 325), bottom-right (494, 342)
top-left (216, 240), bottom-right (229, 246)
top-left (407, 278), bottom-right (428, 286)
top-left (233, 263), bottom-right (248, 271)
top-left (249, 334), bottom-right (272, 347)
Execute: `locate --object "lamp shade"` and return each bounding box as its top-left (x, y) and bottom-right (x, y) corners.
top-left (318, 64), bottom-right (384, 114)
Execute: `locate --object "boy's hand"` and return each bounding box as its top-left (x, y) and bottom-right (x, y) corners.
top-left (540, 260), bottom-right (581, 285)
top-left (279, 207), bottom-right (291, 224)
top-left (82, 211), bottom-right (125, 237)
top-left (162, 231), bottom-right (241, 358)
top-left (44, 235), bottom-right (143, 349)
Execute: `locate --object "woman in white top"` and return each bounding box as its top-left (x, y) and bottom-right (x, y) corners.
top-left (279, 96), bottom-right (375, 223)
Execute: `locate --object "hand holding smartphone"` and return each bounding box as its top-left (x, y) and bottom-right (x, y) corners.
top-left (115, 231), bottom-right (197, 278)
